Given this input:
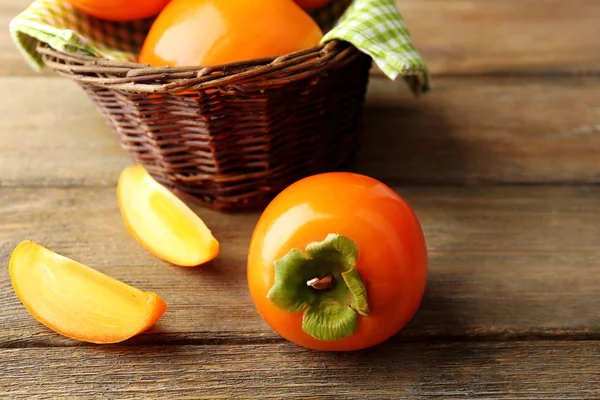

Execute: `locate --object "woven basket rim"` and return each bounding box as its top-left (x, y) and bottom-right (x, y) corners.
top-left (38, 40), bottom-right (365, 93)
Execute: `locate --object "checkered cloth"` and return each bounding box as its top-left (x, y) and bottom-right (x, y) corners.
top-left (324, 0), bottom-right (429, 94)
top-left (10, 0), bottom-right (429, 95)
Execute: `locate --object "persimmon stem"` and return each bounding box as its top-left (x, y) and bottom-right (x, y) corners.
top-left (267, 234), bottom-right (369, 341)
top-left (306, 273), bottom-right (335, 290)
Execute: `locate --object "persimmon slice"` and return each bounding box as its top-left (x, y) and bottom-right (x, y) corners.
top-left (118, 165), bottom-right (219, 267)
top-left (9, 241), bottom-right (167, 344)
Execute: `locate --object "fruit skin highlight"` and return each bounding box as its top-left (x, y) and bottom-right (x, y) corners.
top-left (9, 240), bottom-right (167, 344)
top-left (139, 0), bottom-right (324, 67)
top-left (247, 172), bottom-right (428, 351)
top-left (118, 165), bottom-right (219, 267)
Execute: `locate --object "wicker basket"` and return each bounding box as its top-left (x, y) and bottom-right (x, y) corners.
top-left (38, 0), bottom-right (373, 211)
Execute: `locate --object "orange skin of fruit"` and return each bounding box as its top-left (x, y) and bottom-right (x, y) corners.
top-left (138, 0), bottom-right (324, 67)
top-left (294, 0), bottom-right (333, 11)
top-left (247, 173), bottom-right (428, 351)
top-left (9, 241), bottom-right (167, 344)
top-left (65, 0), bottom-right (171, 21)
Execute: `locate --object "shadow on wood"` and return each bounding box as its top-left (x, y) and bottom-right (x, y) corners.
top-left (354, 101), bottom-right (469, 185)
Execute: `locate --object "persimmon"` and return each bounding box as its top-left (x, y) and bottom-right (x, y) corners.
top-left (65, 0), bottom-right (171, 21)
top-left (247, 173), bottom-right (428, 351)
top-left (9, 241), bottom-right (167, 344)
top-left (294, 0), bottom-right (333, 11)
top-left (118, 165), bottom-right (219, 267)
top-left (138, 0), bottom-right (324, 67)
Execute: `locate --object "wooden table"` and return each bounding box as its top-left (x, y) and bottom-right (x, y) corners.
top-left (2, 0), bottom-right (600, 398)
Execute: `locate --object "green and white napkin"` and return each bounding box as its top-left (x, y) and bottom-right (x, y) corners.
top-left (323, 0), bottom-right (429, 94)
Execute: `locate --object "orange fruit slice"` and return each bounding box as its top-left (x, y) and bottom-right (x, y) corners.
top-left (9, 241), bottom-right (167, 344)
top-left (118, 165), bottom-right (219, 267)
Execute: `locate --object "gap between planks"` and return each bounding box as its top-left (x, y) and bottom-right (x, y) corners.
top-left (3, 328), bottom-right (600, 350)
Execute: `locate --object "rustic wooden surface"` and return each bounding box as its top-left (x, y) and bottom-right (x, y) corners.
top-left (3, 185), bottom-right (600, 349)
top-left (1, 0), bottom-right (600, 398)
top-left (3, 342), bottom-right (600, 399)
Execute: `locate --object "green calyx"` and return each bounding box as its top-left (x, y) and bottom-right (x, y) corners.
top-left (267, 234), bottom-right (370, 341)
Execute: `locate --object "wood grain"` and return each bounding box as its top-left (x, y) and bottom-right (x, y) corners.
top-left (0, 78), bottom-right (129, 187)
top-left (2, 1), bottom-right (599, 397)
top-left (2, 76), bottom-right (599, 186)
top-left (3, 0), bottom-right (600, 76)
top-left (2, 185), bottom-right (599, 347)
top-left (357, 76), bottom-right (600, 184)
top-left (397, 0), bottom-right (600, 75)
top-left (2, 341), bottom-right (600, 399)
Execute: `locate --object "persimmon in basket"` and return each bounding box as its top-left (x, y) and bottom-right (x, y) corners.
top-left (65, 0), bottom-right (171, 21)
top-left (139, 0), bottom-right (324, 67)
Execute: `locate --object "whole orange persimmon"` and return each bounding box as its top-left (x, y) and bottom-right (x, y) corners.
top-left (138, 0), bottom-right (324, 67)
top-left (65, 0), bottom-right (171, 21)
top-left (294, 0), bottom-right (333, 11)
top-left (247, 173), bottom-right (428, 351)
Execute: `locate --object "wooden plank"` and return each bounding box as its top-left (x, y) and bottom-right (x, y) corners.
top-left (357, 76), bottom-right (600, 184)
top-left (2, 0), bottom-right (600, 77)
top-left (0, 78), bottom-right (129, 187)
top-left (2, 341), bottom-right (600, 398)
top-left (397, 0), bottom-right (600, 75)
top-left (2, 186), bottom-right (599, 347)
top-left (1, 76), bottom-right (600, 186)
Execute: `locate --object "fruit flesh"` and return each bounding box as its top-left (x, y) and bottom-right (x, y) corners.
top-left (118, 165), bottom-right (219, 267)
top-left (9, 241), bottom-right (167, 344)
